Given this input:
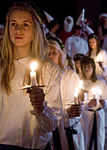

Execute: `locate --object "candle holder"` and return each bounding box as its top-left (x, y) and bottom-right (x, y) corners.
top-left (20, 84), bottom-right (46, 90)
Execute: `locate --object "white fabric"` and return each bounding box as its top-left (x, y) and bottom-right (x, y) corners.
top-left (60, 69), bottom-right (85, 150)
top-left (76, 8), bottom-right (85, 26)
top-left (82, 25), bottom-right (94, 35)
top-left (44, 11), bottom-right (54, 22)
top-left (0, 57), bottom-right (63, 149)
top-left (102, 36), bottom-right (107, 51)
top-left (90, 49), bottom-right (107, 81)
top-left (81, 77), bottom-right (107, 150)
top-left (64, 16), bottom-right (74, 33)
top-left (99, 13), bottom-right (107, 21)
top-left (65, 35), bottom-right (88, 59)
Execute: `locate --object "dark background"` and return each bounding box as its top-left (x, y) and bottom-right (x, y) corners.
top-left (0, 0), bottom-right (107, 33)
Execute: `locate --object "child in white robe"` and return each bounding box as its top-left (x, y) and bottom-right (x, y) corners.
top-left (80, 56), bottom-right (107, 150)
top-left (46, 36), bottom-right (85, 150)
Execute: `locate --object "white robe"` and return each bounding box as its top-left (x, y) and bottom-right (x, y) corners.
top-left (90, 49), bottom-right (107, 82)
top-left (60, 69), bottom-right (85, 150)
top-left (65, 35), bottom-right (88, 59)
top-left (81, 77), bottom-right (107, 150)
top-left (0, 57), bottom-right (63, 149)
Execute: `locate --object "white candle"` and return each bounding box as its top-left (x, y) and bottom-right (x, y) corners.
top-left (30, 61), bottom-right (38, 86)
top-left (74, 89), bottom-right (79, 104)
top-left (92, 87), bottom-right (97, 99)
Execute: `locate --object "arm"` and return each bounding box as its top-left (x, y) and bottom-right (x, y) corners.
top-left (40, 61), bottom-right (63, 120)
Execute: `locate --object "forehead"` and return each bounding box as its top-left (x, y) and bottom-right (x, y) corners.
top-left (9, 10), bottom-right (33, 22)
top-left (50, 44), bottom-right (60, 51)
top-left (89, 38), bottom-right (96, 42)
top-left (82, 63), bottom-right (92, 67)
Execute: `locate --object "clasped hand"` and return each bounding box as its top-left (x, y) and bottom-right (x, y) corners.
top-left (27, 87), bottom-right (45, 114)
top-left (88, 98), bottom-right (105, 108)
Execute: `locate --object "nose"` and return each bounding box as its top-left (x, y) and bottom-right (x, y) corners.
top-left (84, 67), bottom-right (89, 71)
top-left (15, 24), bottom-right (23, 32)
top-left (49, 54), bottom-right (53, 59)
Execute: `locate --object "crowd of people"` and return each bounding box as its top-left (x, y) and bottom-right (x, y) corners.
top-left (0, 1), bottom-right (107, 150)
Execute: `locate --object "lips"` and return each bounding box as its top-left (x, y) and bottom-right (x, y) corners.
top-left (15, 36), bottom-right (23, 39)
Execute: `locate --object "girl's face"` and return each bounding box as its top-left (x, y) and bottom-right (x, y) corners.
top-left (88, 38), bottom-right (97, 50)
top-left (75, 60), bottom-right (81, 72)
top-left (48, 45), bottom-right (60, 65)
top-left (82, 63), bottom-right (93, 80)
top-left (9, 10), bottom-right (34, 48)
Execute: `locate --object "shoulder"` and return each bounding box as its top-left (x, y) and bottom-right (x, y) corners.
top-left (65, 36), bottom-right (73, 42)
top-left (42, 60), bottom-right (62, 78)
top-left (100, 49), bottom-right (107, 55)
top-left (63, 69), bottom-right (80, 80)
top-left (97, 76), bottom-right (107, 85)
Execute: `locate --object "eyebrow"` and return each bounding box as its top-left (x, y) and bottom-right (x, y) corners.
top-left (10, 19), bottom-right (32, 24)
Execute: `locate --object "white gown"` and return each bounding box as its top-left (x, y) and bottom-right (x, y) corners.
top-left (90, 49), bottom-right (107, 82)
top-left (60, 69), bottom-right (85, 150)
top-left (0, 57), bottom-right (63, 149)
top-left (81, 77), bottom-right (107, 150)
top-left (65, 35), bottom-right (88, 59)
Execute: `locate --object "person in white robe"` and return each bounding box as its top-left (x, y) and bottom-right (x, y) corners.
top-left (80, 56), bottom-right (107, 150)
top-left (87, 33), bottom-right (107, 83)
top-left (46, 36), bottom-right (85, 150)
top-left (0, 2), bottom-right (63, 150)
top-left (65, 25), bottom-right (88, 59)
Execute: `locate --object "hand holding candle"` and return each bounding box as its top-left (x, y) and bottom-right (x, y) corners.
top-left (74, 80), bottom-right (85, 104)
top-left (27, 86), bottom-right (45, 114)
top-left (67, 104), bottom-right (82, 118)
top-left (88, 87), bottom-right (101, 109)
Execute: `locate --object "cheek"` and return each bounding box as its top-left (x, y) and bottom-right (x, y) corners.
top-left (27, 30), bottom-right (34, 41)
top-left (9, 29), bottom-right (14, 41)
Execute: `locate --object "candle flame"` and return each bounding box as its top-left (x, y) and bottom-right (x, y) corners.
top-left (30, 61), bottom-right (38, 72)
top-left (74, 89), bottom-right (79, 97)
top-left (92, 87), bottom-right (97, 96)
top-left (92, 87), bottom-right (102, 99)
top-left (79, 80), bottom-right (84, 89)
top-left (96, 54), bottom-right (103, 62)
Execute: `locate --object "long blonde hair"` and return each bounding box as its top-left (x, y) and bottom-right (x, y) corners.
top-left (45, 39), bottom-right (67, 71)
top-left (0, 2), bottom-right (49, 94)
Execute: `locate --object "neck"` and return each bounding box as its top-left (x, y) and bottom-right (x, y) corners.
top-left (92, 48), bottom-right (97, 51)
top-left (14, 45), bottom-right (31, 60)
top-left (86, 76), bottom-right (91, 80)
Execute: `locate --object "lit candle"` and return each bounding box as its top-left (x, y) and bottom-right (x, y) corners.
top-left (92, 87), bottom-right (97, 99)
top-left (79, 80), bottom-right (84, 90)
top-left (30, 61), bottom-right (38, 86)
top-left (74, 89), bottom-right (79, 104)
top-left (96, 54), bottom-right (103, 63)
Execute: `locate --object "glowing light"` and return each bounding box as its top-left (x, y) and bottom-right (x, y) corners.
top-left (30, 61), bottom-right (38, 86)
top-left (96, 54), bottom-right (103, 62)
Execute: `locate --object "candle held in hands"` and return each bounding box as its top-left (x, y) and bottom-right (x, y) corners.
top-left (30, 61), bottom-right (38, 86)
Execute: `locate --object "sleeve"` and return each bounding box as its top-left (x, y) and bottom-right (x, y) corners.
top-left (103, 50), bottom-right (107, 66)
top-left (101, 79), bottom-right (107, 108)
top-left (84, 40), bottom-right (89, 55)
top-left (83, 25), bottom-right (94, 35)
top-left (65, 37), bottom-right (72, 57)
top-left (31, 103), bottom-right (58, 132)
top-left (40, 61), bottom-right (63, 120)
top-left (60, 70), bottom-right (80, 109)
